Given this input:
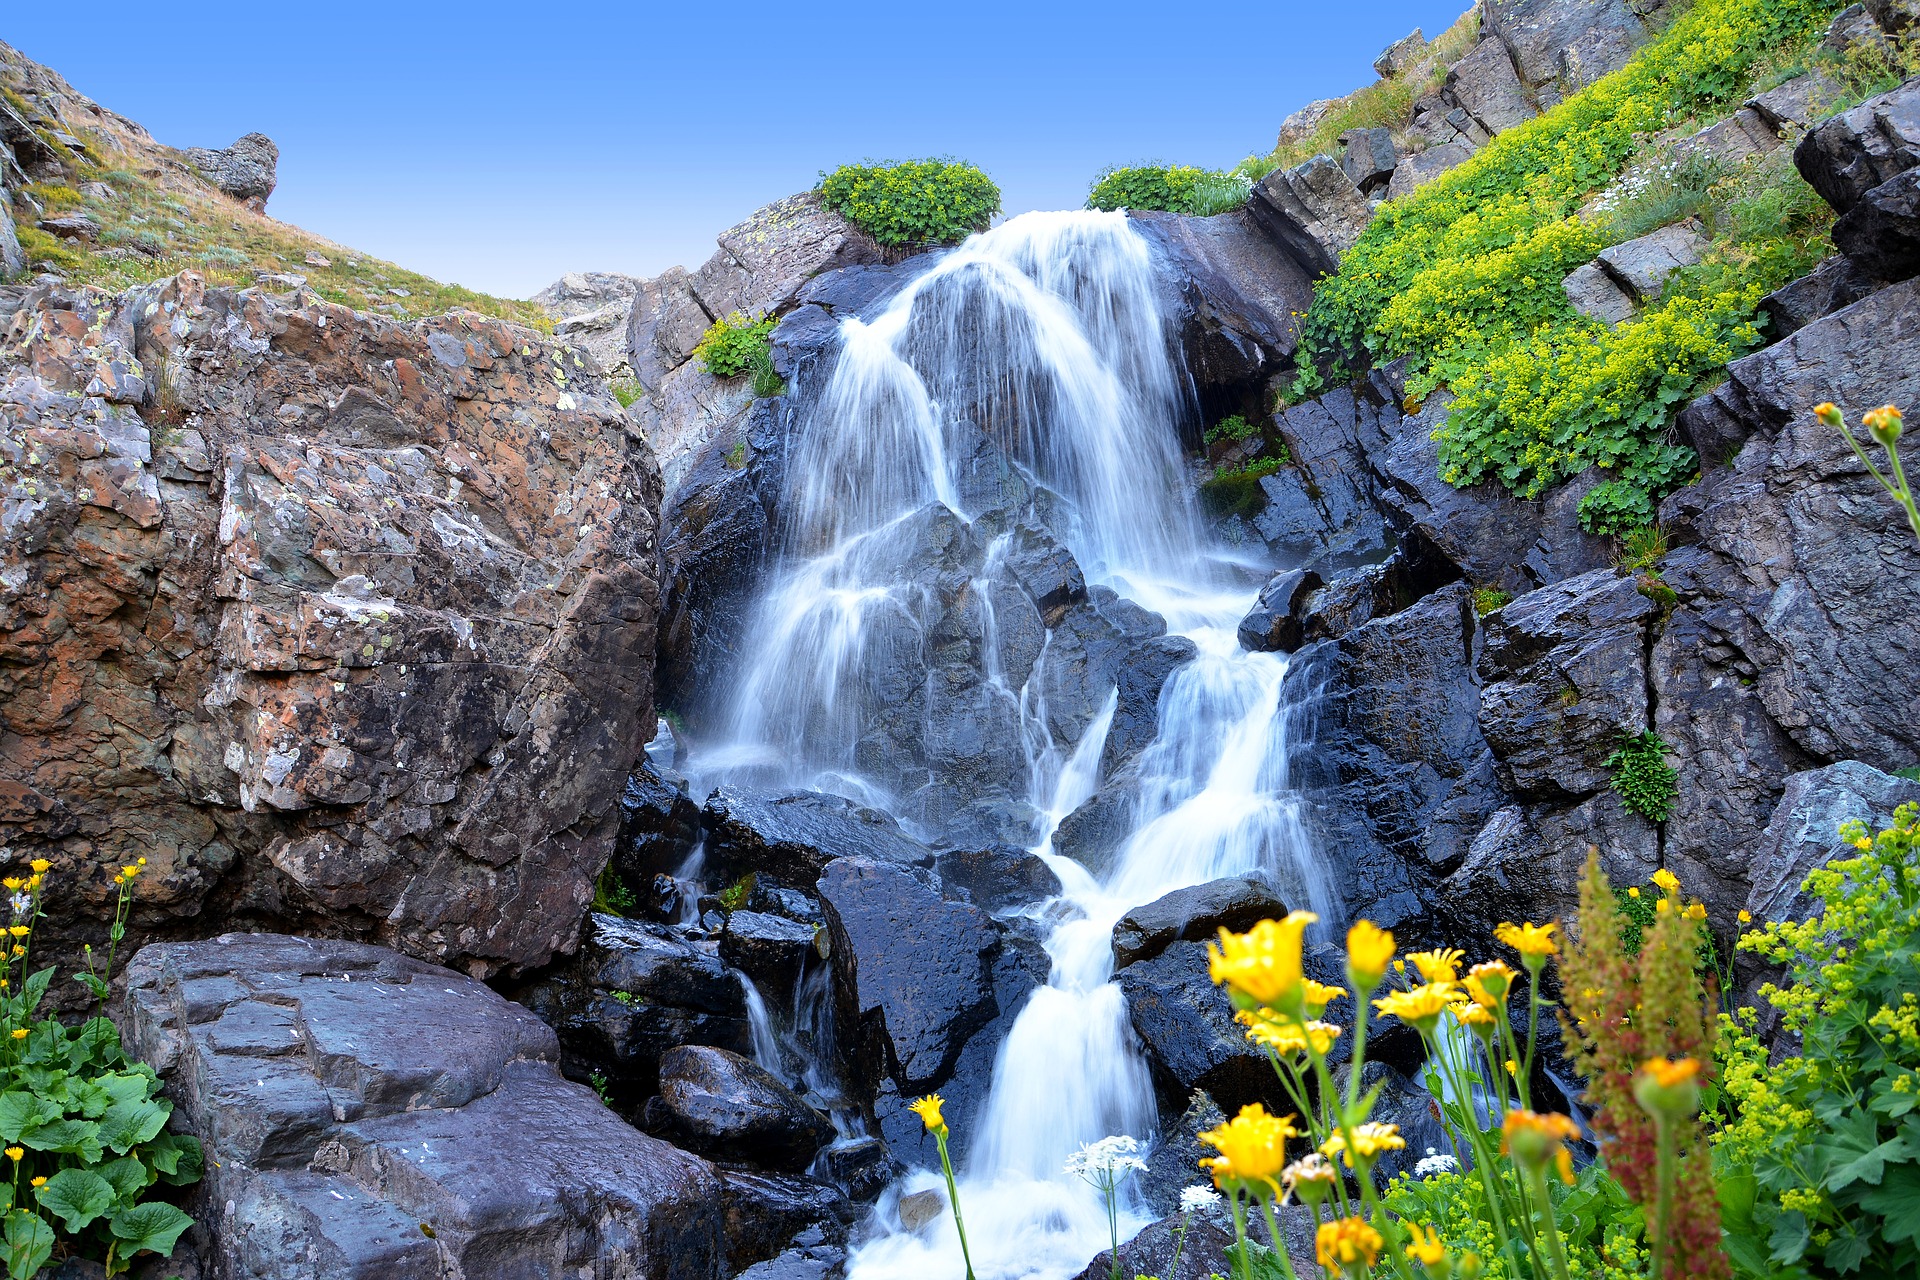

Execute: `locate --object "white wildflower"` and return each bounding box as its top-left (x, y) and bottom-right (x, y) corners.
top-left (1413, 1150), bottom-right (1459, 1178)
top-left (8, 893), bottom-right (29, 917)
top-left (1064, 1134), bottom-right (1146, 1182)
top-left (1179, 1185), bottom-right (1223, 1213)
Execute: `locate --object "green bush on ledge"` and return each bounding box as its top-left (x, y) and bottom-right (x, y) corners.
top-left (817, 159), bottom-right (1001, 248)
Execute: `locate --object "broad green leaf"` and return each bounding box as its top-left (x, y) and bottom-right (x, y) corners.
top-left (20, 1117), bottom-right (103, 1163)
top-left (1822, 1220), bottom-right (1872, 1275)
top-left (98, 1098), bottom-right (169, 1154)
top-left (33, 1167), bottom-right (115, 1232)
top-left (21, 969), bottom-right (52, 1017)
top-left (1860, 1165), bottom-right (1920, 1244)
top-left (149, 1133), bottom-right (203, 1186)
top-left (1819, 1111), bottom-right (1906, 1190)
top-left (0, 1093), bottom-right (59, 1143)
top-left (109, 1200), bottom-right (194, 1259)
top-left (94, 1156), bottom-right (151, 1203)
top-left (2, 1209), bottom-right (52, 1280)
top-left (1769, 1209), bottom-right (1811, 1266)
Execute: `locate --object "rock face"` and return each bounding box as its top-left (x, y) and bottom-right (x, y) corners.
top-left (181, 134), bottom-right (279, 211)
top-left (644, 1045), bottom-right (835, 1173)
top-left (1745, 761), bottom-right (1920, 927)
top-left (124, 934), bottom-right (725, 1280)
top-left (1248, 156), bottom-right (1375, 278)
top-left (531, 270), bottom-right (645, 379)
top-left (1, 274), bottom-right (663, 979)
top-left (1111, 873), bottom-right (1289, 969)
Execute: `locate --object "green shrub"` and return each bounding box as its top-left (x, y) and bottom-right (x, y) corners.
top-left (0, 862), bottom-right (200, 1277)
top-left (1719, 804), bottom-right (1920, 1277)
top-left (1287, 0), bottom-right (1849, 532)
top-left (1472, 585), bottom-right (1512, 616)
top-left (1203, 414), bottom-right (1260, 446)
top-left (609, 378), bottom-right (644, 409)
top-left (1199, 458), bottom-right (1281, 518)
top-left (817, 159), bottom-right (1000, 247)
top-left (692, 312), bottom-right (775, 379)
top-left (747, 346), bottom-right (786, 399)
top-left (1606, 731), bottom-right (1679, 822)
top-left (1086, 165), bottom-right (1248, 216)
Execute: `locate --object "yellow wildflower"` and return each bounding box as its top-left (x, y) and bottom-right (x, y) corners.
top-left (1281, 1153), bottom-right (1337, 1206)
top-left (1501, 1110), bottom-right (1581, 1184)
top-left (4, 1148), bottom-right (20, 1162)
top-left (1209, 913), bottom-right (1317, 1011)
top-left (1239, 1010), bottom-right (1341, 1056)
top-left (1634, 1056), bottom-right (1703, 1122)
top-left (1406, 948), bottom-right (1464, 984)
top-left (1651, 868), bottom-right (1680, 895)
top-left (0, 879), bottom-right (19, 893)
top-left (1495, 921), bottom-right (1557, 961)
top-left (5, 927), bottom-right (25, 939)
top-left (1198, 1103), bottom-right (1298, 1197)
top-left (8, 1029), bottom-right (24, 1041)
top-left (1321, 1122), bottom-right (1406, 1169)
top-left (1405, 1222), bottom-right (1446, 1267)
top-left (1452, 1001), bottom-right (1495, 1029)
top-left (1346, 920), bottom-right (1395, 990)
top-left (27, 860), bottom-right (48, 875)
top-left (1465, 960), bottom-right (1518, 1007)
top-left (1317, 1216), bottom-right (1384, 1271)
top-left (1685, 902), bottom-right (1706, 921)
top-left (1373, 982), bottom-right (1461, 1031)
top-left (1627, 886), bottom-right (1640, 898)
top-left (908, 1094), bottom-right (947, 1138)
top-left (1302, 979), bottom-right (1347, 1017)
top-left (1738, 909), bottom-right (1752, 924)
top-left (28, 1176), bottom-right (43, 1188)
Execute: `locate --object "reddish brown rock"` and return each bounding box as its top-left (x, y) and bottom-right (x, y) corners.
top-left (0, 271), bottom-right (662, 978)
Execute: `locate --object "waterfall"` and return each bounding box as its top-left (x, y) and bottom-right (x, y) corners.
top-left (694, 210), bottom-right (1334, 1280)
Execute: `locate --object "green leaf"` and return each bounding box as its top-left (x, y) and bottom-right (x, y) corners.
top-left (72, 972), bottom-right (110, 1001)
top-left (148, 1133), bottom-right (203, 1186)
top-left (108, 1200), bottom-right (194, 1259)
top-left (98, 1099), bottom-right (169, 1155)
top-left (1860, 1165), bottom-right (1920, 1244)
top-left (2, 1209), bottom-right (52, 1280)
top-left (20, 969), bottom-right (52, 1018)
top-left (0, 1093), bottom-right (59, 1143)
top-left (21, 1118), bottom-right (103, 1163)
top-left (94, 1156), bottom-right (152, 1203)
top-left (33, 1167), bottom-right (116, 1232)
top-left (1820, 1111), bottom-right (1909, 1190)
top-left (1769, 1209), bottom-right (1811, 1266)
top-left (1822, 1219), bottom-right (1872, 1274)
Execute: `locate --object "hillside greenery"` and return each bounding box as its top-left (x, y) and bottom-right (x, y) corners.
top-left (1085, 165), bottom-right (1250, 216)
top-left (4, 88), bottom-right (547, 328)
top-left (1284, 0), bottom-right (1881, 532)
top-left (816, 159), bottom-right (1001, 247)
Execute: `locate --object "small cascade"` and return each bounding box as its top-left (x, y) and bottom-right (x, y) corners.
top-left (738, 974), bottom-right (785, 1075)
top-left (682, 210), bottom-right (1334, 1280)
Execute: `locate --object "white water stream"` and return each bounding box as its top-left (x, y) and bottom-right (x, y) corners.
top-left (699, 211), bottom-right (1334, 1279)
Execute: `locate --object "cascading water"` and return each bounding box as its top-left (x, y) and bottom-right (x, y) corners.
top-left (695, 210), bottom-right (1336, 1280)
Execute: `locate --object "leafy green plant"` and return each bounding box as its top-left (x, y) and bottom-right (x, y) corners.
top-left (1473, 586), bottom-right (1513, 617)
top-left (1717, 804), bottom-right (1920, 1277)
top-left (1286, 0), bottom-right (1851, 532)
top-left (1199, 458), bottom-right (1281, 518)
top-left (817, 159), bottom-right (1000, 247)
top-left (590, 866), bottom-right (635, 917)
top-left (1086, 165), bottom-right (1248, 216)
top-left (748, 345), bottom-right (786, 399)
top-left (1205, 414), bottom-right (1260, 447)
top-left (1617, 524), bottom-right (1670, 572)
top-left (692, 312), bottom-right (775, 379)
top-left (609, 378), bottom-right (644, 409)
top-left (0, 861), bottom-right (199, 1277)
top-left (1606, 731), bottom-right (1680, 822)
top-left (716, 873), bottom-right (755, 921)
top-left (726, 441), bottom-right (748, 470)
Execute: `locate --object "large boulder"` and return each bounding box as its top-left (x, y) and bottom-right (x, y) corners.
top-left (1480, 0), bottom-right (1664, 96)
top-left (1118, 939), bottom-right (1278, 1113)
top-left (123, 934), bottom-right (725, 1280)
top-left (1247, 156), bottom-right (1374, 278)
top-left (643, 1045), bottom-right (835, 1173)
top-left (0, 274), bottom-right (662, 980)
top-left (1111, 873), bottom-right (1289, 970)
top-left (1746, 761), bottom-right (1920, 927)
top-left (1834, 168), bottom-right (1920, 281)
top-left (1792, 75), bottom-right (1920, 215)
top-left (703, 787), bottom-right (936, 889)
top-left (816, 857), bottom-right (1000, 1095)
top-left (181, 133), bottom-right (278, 211)
top-left (531, 270), bottom-right (646, 379)
top-left (1444, 38), bottom-right (1537, 134)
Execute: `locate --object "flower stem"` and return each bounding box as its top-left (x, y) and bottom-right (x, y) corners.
top-left (1229, 1187), bottom-right (1253, 1280)
top-left (1650, 1112), bottom-right (1675, 1280)
top-left (1524, 1165), bottom-right (1575, 1280)
top-left (1257, 1193), bottom-right (1300, 1280)
top-left (934, 1132), bottom-right (976, 1280)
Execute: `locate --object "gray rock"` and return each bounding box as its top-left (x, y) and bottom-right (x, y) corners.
top-left (718, 1176), bottom-right (852, 1275)
top-left (1834, 168), bottom-right (1920, 281)
top-left (181, 133), bottom-right (278, 211)
top-left (934, 844), bottom-right (1063, 913)
top-left (1254, 388), bottom-right (1396, 569)
top-left (1112, 873), bottom-right (1289, 970)
top-left (817, 857), bottom-right (999, 1093)
top-left (1867, 0), bottom-right (1920, 33)
top-left (1444, 792), bottom-right (1658, 939)
top-left (1386, 142), bottom-right (1476, 200)
top-left (532, 270), bottom-right (644, 379)
top-left (1296, 541), bottom-right (1461, 646)
top-left (1595, 221), bottom-right (1708, 303)
top-left (1746, 70), bottom-right (1848, 137)
top-left (1824, 3), bottom-right (1893, 56)
top-left (645, 1046), bottom-right (835, 1173)
top-left (1071, 1213), bottom-right (1238, 1280)
top-left (1671, 109), bottom-right (1783, 170)
top-left (1445, 38), bottom-right (1536, 135)
top-left (1118, 939), bottom-right (1281, 1112)
top-left (1277, 99), bottom-right (1342, 146)
top-left (1236, 568), bottom-right (1323, 652)
top-left (1247, 156), bottom-right (1375, 278)
top-left (1477, 569), bottom-right (1657, 799)
top-left (688, 191), bottom-right (883, 326)
top-left (1137, 1091), bottom-right (1227, 1219)
top-left (36, 213), bottom-right (98, 241)
top-left (1340, 127), bottom-right (1402, 194)
top-left (704, 787), bottom-right (936, 889)
top-left (0, 195), bottom-right (21, 278)
top-left (124, 934), bottom-right (725, 1280)
top-left (720, 911), bottom-right (821, 1001)
top-left (1793, 75), bottom-right (1920, 215)
top-left (1375, 29), bottom-right (1431, 78)
top-left (1481, 0), bottom-right (1660, 92)
top-left (1563, 260), bottom-right (1638, 324)
top-left (1747, 761), bottom-right (1920, 926)
top-left (1759, 254), bottom-right (1887, 339)
top-left (1129, 209), bottom-right (1314, 390)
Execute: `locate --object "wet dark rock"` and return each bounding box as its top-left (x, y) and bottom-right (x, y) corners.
top-left (615, 762), bottom-right (706, 886)
top-left (1329, 1060), bottom-right (1448, 1186)
top-left (1247, 155), bottom-right (1375, 279)
top-left (1003, 518), bottom-right (1088, 625)
top-left (721, 911), bottom-right (823, 1003)
top-left (1477, 570), bottom-right (1656, 800)
top-left (1129, 209), bottom-right (1314, 415)
top-left (645, 1046), bottom-right (835, 1173)
top-left (1296, 538), bottom-right (1461, 646)
top-left (1747, 761), bottom-right (1920, 927)
top-left (1792, 75), bottom-right (1920, 215)
top-left (1036, 594), bottom-right (1199, 779)
top-left (1443, 794), bottom-right (1659, 943)
top-left (1287, 585), bottom-right (1503, 941)
top-left (705, 788), bottom-right (937, 889)
top-left (1759, 254), bottom-right (1887, 339)
top-left (508, 914), bottom-right (753, 1099)
top-left (817, 857), bottom-right (1000, 1094)
top-left (1236, 568), bottom-right (1323, 653)
top-left (1071, 1213), bottom-right (1238, 1280)
top-left (1119, 939), bottom-right (1282, 1114)
top-left (935, 845), bottom-right (1064, 913)
top-left (1050, 775), bottom-right (1141, 878)
top-left (124, 934), bottom-right (724, 1280)
top-left (820, 1137), bottom-right (898, 1202)
top-left (1138, 1090), bottom-right (1226, 1219)
top-left (718, 1174), bottom-right (855, 1275)
top-left (1256, 388), bottom-right (1396, 570)
top-left (735, 1237), bottom-right (847, 1280)
top-left (1112, 873), bottom-right (1290, 970)
top-left (1834, 168), bottom-right (1920, 281)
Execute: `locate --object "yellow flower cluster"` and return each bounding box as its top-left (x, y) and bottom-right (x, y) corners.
top-left (1321, 1121), bottom-right (1407, 1170)
top-left (1208, 912), bottom-right (1317, 1010)
top-left (1317, 1215), bottom-right (1384, 1271)
top-left (1197, 1103), bottom-right (1299, 1197)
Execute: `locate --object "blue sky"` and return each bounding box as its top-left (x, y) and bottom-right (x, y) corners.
top-left (7, 1), bottom-right (1467, 298)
